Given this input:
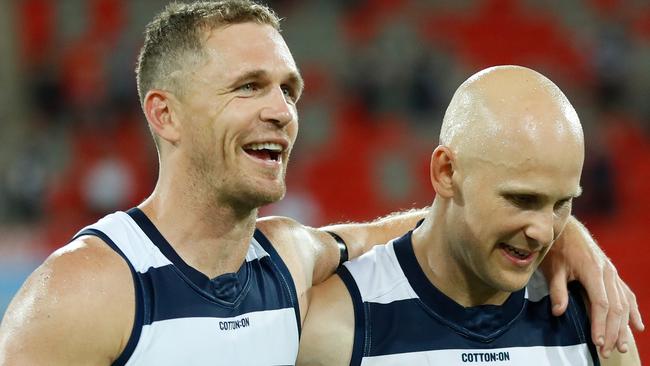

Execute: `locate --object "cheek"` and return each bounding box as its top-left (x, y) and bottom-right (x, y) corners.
top-left (289, 119), bottom-right (299, 143)
top-left (465, 194), bottom-right (498, 226)
top-left (214, 101), bottom-right (256, 144)
top-left (468, 197), bottom-right (520, 240)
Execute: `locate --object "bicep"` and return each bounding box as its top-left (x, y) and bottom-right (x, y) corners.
top-left (297, 274), bottom-right (355, 366)
top-left (0, 241), bottom-right (132, 365)
top-left (0, 267), bottom-right (101, 365)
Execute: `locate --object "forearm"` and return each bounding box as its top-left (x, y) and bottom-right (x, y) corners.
top-left (321, 207), bottom-right (428, 260)
top-left (563, 216), bottom-right (607, 262)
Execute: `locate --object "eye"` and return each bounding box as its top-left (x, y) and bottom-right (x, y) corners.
top-left (281, 85), bottom-right (297, 102)
top-left (237, 83), bottom-right (258, 94)
top-left (506, 194), bottom-right (539, 208)
top-left (553, 198), bottom-right (573, 212)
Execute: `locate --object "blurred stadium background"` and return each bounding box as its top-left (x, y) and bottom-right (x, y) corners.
top-left (0, 0), bottom-right (648, 360)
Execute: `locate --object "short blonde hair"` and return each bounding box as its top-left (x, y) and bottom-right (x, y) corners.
top-left (135, 0), bottom-right (281, 106)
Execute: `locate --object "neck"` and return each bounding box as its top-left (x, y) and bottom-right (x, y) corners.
top-left (139, 166), bottom-right (259, 279)
top-left (412, 199), bottom-right (510, 307)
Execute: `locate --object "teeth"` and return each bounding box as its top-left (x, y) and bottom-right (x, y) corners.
top-left (503, 244), bottom-right (530, 259)
top-left (245, 142), bottom-right (283, 152)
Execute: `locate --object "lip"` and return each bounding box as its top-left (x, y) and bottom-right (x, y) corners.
top-left (498, 243), bottom-right (538, 268)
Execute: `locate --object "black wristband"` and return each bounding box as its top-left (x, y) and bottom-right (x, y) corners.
top-left (326, 231), bottom-right (348, 266)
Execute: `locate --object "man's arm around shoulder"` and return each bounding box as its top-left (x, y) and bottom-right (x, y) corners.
top-left (257, 208), bottom-right (427, 287)
top-left (0, 236), bottom-right (134, 366)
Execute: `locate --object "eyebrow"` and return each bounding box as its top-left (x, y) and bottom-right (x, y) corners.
top-left (228, 69), bottom-right (304, 95)
top-left (500, 185), bottom-right (583, 200)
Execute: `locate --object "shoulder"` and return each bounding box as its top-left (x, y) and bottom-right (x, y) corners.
top-left (257, 216), bottom-right (339, 281)
top-left (0, 235), bottom-right (134, 365)
top-left (256, 216), bottom-right (330, 253)
top-left (256, 216), bottom-right (318, 302)
top-left (256, 216), bottom-right (311, 270)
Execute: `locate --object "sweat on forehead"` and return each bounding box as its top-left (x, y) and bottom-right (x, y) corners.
top-left (439, 65), bottom-right (584, 160)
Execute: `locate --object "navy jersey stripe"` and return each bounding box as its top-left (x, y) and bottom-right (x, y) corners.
top-left (337, 266), bottom-right (365, 366)
top-left (363, 295), bottom-right (587, 357)
top-left (253, 229), bottom-right (302, 336)
top-left (393, 232), bottom-right (526, 340)
top-left (567, 282), bottom-right (600, 364)
top-left (126, 208), bottom-right (243, 297)
top-left (135, 262), bottom-right (295, 323)
top-left (74, 228), bottom-right (144, 366)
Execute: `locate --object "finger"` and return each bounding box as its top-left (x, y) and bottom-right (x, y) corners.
top-left (576, 262), bottom-right (608, 348)
top-left (600, 265), bottom-right (622, 358)
top-left (621, 281), bottom-right (644, 332)
top-left (547, 266), bottom-right (569, 316)
top-left (614, 280), bottom-right (631, 353)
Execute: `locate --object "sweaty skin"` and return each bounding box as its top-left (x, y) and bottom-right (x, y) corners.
top-left (297, 66), bottom-right (640, 366)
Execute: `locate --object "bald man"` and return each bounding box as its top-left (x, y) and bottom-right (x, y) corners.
top-left (297, 66), bottom-right (640, 366)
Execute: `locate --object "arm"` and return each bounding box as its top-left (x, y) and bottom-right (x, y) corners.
top-left (540, 216), bottom-right (644, 356)
top-left (296, 274), bottom-right (354, 366)
top-left (0, 237), bottom-right (133, 366)
top-left (319, 208), bottom-right (428, 263)
top-left (257, 207), bottom-right (427, 287)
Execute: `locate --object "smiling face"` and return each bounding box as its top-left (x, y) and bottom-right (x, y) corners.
top-left (437, 66), bottom-right (584, 298)
top-left (173, 22), bottom-right (303, 211)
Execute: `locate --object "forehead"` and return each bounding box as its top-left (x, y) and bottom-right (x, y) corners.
top-left (470, 145), bottom-right (584, 199)
top-left (199, 22), bottom-right (298, 81)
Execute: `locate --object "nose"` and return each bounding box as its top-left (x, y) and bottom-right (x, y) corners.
top-left (259, 86), bottom-right (294, 128)
top-left (524, 208), bottom-right (555, 247)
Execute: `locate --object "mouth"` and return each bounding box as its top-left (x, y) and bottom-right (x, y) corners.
top-left (498, 242), bottom-right (537, 266)
top-left (243, 142), bottom-right (284, 163)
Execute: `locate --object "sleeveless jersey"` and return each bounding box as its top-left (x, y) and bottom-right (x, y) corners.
top-left (74, 208), bottom-right (300, 366)
top-left (338, 230), bottom-right (599, 366)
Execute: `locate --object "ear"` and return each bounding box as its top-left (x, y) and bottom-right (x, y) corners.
top-left (430, 145), bottom-right (455, 198)
top-left (143, 90), bottom-right (181, 145)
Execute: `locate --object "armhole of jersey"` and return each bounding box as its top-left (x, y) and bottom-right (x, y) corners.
top-left (253, 229), bottom-right (302, 336)
top-left (567, 281), bottom-right (601, 366)
top-left (74, 228), bottom-right (144, 366)
top-left (337, 265), bottom-right (365, 366)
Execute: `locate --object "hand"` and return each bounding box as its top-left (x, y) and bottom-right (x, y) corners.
top-left (540, 218), bottom-right (644, 358)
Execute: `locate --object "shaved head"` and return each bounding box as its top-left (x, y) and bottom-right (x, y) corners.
top-left (439, 65), bottom-right (584, 173)
top-left (423, 66), bottom-right (586, 303)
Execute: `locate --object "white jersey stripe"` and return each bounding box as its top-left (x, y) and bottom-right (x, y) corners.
top-left (127, 308), bottom-right (299, 366)
top-left (360, 344), bottom-right (594, 366)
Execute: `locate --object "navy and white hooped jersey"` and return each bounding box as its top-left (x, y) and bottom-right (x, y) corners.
top-left (74, 208), bottom-right (300, 366)
top-left (338, 230), bottom-right (600, 366)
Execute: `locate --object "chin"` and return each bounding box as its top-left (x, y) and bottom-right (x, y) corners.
top-left (245, 185), bottom-right (286, 208)
top-left (494, 272), bottom-right (534, 293)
